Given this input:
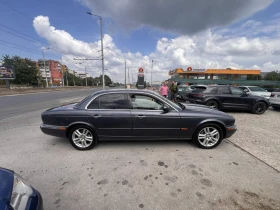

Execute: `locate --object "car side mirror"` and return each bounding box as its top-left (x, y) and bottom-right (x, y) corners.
top-left (162, 104), bottom-right (170, 113)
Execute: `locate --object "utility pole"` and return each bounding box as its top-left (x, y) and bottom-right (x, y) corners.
top-left (128, 68), bottom-right (130, 85)
top-left (73, 70), bottom-right (76, 86)
top-left (61, 57), bottom-right (64, 87)
top-left (124, 61), bottom-right (127, 88)
top-left (42, 49), bottom-right (49, 87)
top-left (87, 12), bottom-right (105, 89)
top-left (151, 60), bottom-right (154, 87)
top-left (85, 66), bottom-right (87, 86)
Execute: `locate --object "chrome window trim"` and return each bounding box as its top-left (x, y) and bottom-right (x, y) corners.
top-left (85, 91), bottom-right (180, 112)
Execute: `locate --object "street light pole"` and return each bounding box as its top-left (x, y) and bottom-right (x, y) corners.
top-left (124, 60), bottom-right (126, 88)
top-left (85, 66), bottom-right (87, 86)
top-left (42, 48), bottom-right (49, 88)
top-left (61, 57), bottom-right (64, 87)
top-left (87, 12), bottom-right (105, 89)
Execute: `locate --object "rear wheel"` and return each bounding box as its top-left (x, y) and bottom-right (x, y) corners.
top-left (252, 102), bottom-right (267, 114)
top-left (69, 125), bottom-right (97, 150)
top-left (206, 100), bottom-right (219, 109)
top-left (193, 123), bottom-right (223, 149)
top-left (272, 106), bottom-right (280, 111)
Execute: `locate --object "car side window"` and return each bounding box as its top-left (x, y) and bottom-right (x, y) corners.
top-left (129, 94), bottom-right (164, 110)
top-left (230, 87), bottom-right (244, 95)
top-left (239, 87), bottom-right (248, 92)
top-left (218, 87), bottom-right (231, 94)
top-left (88, 94), bottom-right (128, 109)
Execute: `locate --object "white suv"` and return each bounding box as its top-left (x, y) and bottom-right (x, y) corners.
top-left (270, 89), bottom-right (280, 110)
top-left (238, 86), bottom-right (271, 99)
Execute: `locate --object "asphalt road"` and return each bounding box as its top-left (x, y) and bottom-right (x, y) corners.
top-left (0, 88), bottom-right (102, 120)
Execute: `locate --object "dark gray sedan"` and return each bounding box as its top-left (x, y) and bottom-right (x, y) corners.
top-left (40, 89), bottom-right (237, 150)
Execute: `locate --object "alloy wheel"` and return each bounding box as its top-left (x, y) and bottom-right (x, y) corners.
top-left (198, 127), bottom-right (220, 147)
top-left (72, 128), bottom-right (93, 148)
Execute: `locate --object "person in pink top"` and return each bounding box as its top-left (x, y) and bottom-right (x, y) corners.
top-left (160, 82), bottom-right (169, 98)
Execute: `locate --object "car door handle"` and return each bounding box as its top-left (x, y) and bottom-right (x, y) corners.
top-left (92, 114), bottom-right (101, 118)
top-left (137, 115), bottom-right (146, 119)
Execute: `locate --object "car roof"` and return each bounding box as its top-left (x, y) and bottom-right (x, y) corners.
top-left (92, 89), bottom-right (158, 95)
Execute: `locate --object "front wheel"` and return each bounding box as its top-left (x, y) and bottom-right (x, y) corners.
top-left (69, 125), bottom-right (97, 150)
top-left (252, 102), bottom-right (267, 114)
top-left (193, 123), bottom-right (223, 149)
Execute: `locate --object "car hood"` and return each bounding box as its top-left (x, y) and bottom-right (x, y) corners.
top-left (0, 168), bottom-right (14, 209)
top-left (47, 103), bottom-right (78, 111)
top-left (180, 103), bottom-right (232, 117)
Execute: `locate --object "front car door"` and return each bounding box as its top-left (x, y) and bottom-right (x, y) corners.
top-left (229, 87), bottom-right (251, 109)
top-left (86, 93), bottom-right (132, 140)
top-left (128, 93), bottom-right (181, 140)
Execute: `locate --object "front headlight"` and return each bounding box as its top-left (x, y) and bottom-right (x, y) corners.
top-left (10, 173), bottom-right (33, 210)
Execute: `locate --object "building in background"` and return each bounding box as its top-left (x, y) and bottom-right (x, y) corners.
top-left (38, 59), bottom-right (63, 86)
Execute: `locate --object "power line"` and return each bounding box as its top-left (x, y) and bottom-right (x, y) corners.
top-left (0, 39), bottom-right (60, 58)
top-left (0, 0), bottom-right (33, 20)
top-left (0, 23), bottom-right (69, 54)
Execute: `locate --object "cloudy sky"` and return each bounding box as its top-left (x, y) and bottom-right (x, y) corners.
top-left (0, 0), bottom-right (280, 83)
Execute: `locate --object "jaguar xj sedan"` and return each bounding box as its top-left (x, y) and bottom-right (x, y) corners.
top-left (40, 89), bottom-right (237, 150)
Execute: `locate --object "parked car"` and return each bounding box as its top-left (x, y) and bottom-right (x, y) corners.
top-left (270, 89), bottom-right (280, 110)
top-left (238, 86), bottom-right (271, 99)
top-left (109, 84), bottom-right (115, 87)
top-left (40, 89), bottom-right (237, 150)
top-left (0, 168), bottom-right (43, 210)
top-left (188, 85), bottom-right (269, 114)
top-left (177, 85), bottom-right (192, 101)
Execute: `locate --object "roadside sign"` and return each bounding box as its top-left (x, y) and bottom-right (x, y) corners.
top-left (0, 66), bottom-right (16, 80)
top-left (138, 68), bottom-right (144, 73)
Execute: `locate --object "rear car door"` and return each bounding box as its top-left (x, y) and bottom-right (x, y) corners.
top-left (128, 93), bottom-right (181, 140)
top-left (86, 93), bottom-right (132, 140)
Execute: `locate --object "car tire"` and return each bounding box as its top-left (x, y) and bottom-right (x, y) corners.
top-left (252, 102), bottom-right (267, 114)
top-left (205, 100), bottom-right (219, 109)
top-left (272, 106), bottom-right (280, 111)
top-left (68, 125), bottom-right (97, 150)
top-left (193, 123), bottom-right (223, 149)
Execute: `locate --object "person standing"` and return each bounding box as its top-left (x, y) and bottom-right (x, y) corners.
top-left (160, 82), bottom-right (169, 98)
top-left (170, 81), bottom-right (178, 102)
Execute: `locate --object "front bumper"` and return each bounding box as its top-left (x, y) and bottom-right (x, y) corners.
top-left (40, 124), bottom-right (67, 138)
top-left (26, 188), bottom-right (43, 210)
top-left (225, 125), bottom-right (237, 138)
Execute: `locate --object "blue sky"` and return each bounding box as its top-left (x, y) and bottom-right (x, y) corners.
top-left (0, 0), bottom-right (280, 81)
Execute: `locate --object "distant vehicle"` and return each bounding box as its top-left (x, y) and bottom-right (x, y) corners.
top-left (177, 85), bottom-right (192, 101)
top-left (109, 84), bottom-right (115, 87)
top-left (269, 89), bottom-right (280, 110)
top-left (0, 168), bottom-right (43, 210)
top-left (238, 86), bottom-right (271, 99)
top-left (40, 89), bottom-right (237, 150)
top-left (188, 85), bottom-right (269, 114)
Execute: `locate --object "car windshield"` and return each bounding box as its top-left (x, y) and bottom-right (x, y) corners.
top-left (248, 87), bottom-right (266, 92)
top-left (156, 94), bottom-right (182, 110)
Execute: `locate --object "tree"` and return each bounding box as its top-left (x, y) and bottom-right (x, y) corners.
top-left (264, 71), bottom-right (280, 81)
top-left (99, 75), bottom-right (112, 86)
top-left (2, 55), bottom-right (41, 86)
top-left (247, 74), bottom-right (262, 80)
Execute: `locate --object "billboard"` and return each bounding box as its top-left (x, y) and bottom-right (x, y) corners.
top-left (0, 66), bottom-right (15, 80)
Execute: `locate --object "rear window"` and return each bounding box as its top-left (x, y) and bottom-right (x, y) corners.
top-left (192, 86), bottom-right (207, 93)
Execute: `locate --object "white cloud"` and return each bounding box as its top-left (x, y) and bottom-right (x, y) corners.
top-left (33, 15), bottom-right (280, 83)
top-left (78, 0), bottom-right (272, 35)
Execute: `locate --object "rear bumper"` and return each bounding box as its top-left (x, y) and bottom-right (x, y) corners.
top-left (225, 125), bottom-right (237, 138)
top-left (189, 99), bottom-right (205, 105)
top-left (40, 124), bottom-right (67, 138)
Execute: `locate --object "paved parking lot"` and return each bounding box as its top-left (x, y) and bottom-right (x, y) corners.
top-left (0, 102), bottom-right (280, 210)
